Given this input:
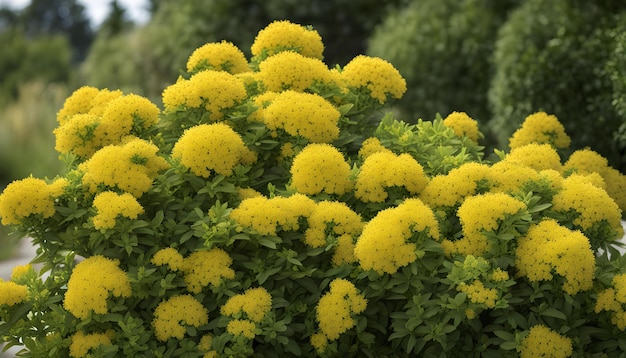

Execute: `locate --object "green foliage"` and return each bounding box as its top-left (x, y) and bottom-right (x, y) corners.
top-left (488, 0), bottom-right (626, 171)
top-left (367, 0), bottom-right (517, 125)
top-left (0, 28), bottom-right (71, 108)
top-left (0, 81), bottom-right (67, 186)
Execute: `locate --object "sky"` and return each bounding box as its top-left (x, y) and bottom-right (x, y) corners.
top-left (0, 0), bottom-right (150, 28)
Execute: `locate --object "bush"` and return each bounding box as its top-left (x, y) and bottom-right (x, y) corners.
top-left (1, 21), bottom-right (625, 357)
top-left (367, 0), bottom-right (517, 126)
top-left (488, 0), bottom-right (626, 172)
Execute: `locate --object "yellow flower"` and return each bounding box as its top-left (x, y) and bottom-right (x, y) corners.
top-left (69, 331), bottom-right (112, 358)
top-left (221, 287), bottom-right (272, 322)
top-left (151, 247), bottom-right (185, 271)
top-left (198, 334), bottom-right (214, 352)
top-left (230, 194), bottom-right (317, 235)
top-left (341, 55), bottom-right (406, 104)
top-left (162, 70), bottom-right (247, 120)
top-left (515, 219), bottom-right (595, 295)
top-left (290, 143), bottom-right (352, 195)
top-left (355, 151), bottom-right (429, 203)
top-left (315, 278), bottom-right (366, 341)
top-left (457, 280), bottom-right (498, 308)
top-left (563, 148), bottom-right (609, 177)
top-left (251, 20), bottom-right (324, 62)
top-left (551, 176), bottom-right (622, 235)
top-left (172, 123), bottom-right (250, 177)
top-left (604, 168), bottom-right (626, 214)
top-left (98, 94), bottom-right (160, 145)
top-left (264, 90), bottom-right (341, 143)
top-left (419, 162), bottom-right (492, 209)
top-left (0, 280), bottom-right (28, 306)
top-left (258, 51), bottom-right (339, 92)
top-left (442, 111), bottom-right (480, 142)
top-left (182, 248), bottom-right (236, 294)
top-left (310, 332), bottom-right (328, 353)
top-left (152, 294), bottom-right (209, 341)
top-left (79, 137), bottom-right (169, 197)
top-left (92, 191), bottom-right (144, 230)
top-left (358, 137), bottom-right (392, 159)
top-left (450, 192), bottom-right (527, 257)
top-left (53, 113), bottom-right (102, 158)
top-left (11, 264), bottom-right (33, 282)
top-left (504, 143), bottom-right (563, 172)
top-left (186, 40), bottom-right (251, 74)
top-left (332, 234), bottom-right (358, 266)
top-left (304, 201), bottom-right (363, 248)
top-left (595, 274), bottom-right (626, 330)
top-left (248, 91), bottom-right (279, 122)
top-left (64, 256), bottom-right (132, 319)
top-left (0, 177), bottom-right (67, 226)
top-left (489, 160), bottom-right (540, 194)
top-left (56, 86), bottom-right (100, 124)
top-left (518, 325), bottom-right (573, 358)
top-left (509, 111), bottom-right (571, 150)
top-left (88, 89), bottom-right (123, 117)
top-left (354, 198), bottom-right (440, 274)
top-left (226, 319), bottom-right (257, 339)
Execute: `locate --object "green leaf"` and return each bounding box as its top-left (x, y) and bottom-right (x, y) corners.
top-left (541, 308), bottom-right (567, 320)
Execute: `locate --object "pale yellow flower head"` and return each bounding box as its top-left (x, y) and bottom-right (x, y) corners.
top-left (341, 55), bottom-right (406, 104)
top-left (186, 40), bottom-right (251, 74)
top-left (290, 143), bottom-right (352, 196)
top-left (509, 111), bottom-right (571, 150)
top-left (443, 111), bottom-right (481, 142)
top-left (152, 295), bottom-right (209, 341)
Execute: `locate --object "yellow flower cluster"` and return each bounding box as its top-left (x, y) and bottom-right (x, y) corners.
top-left (447, 192), bottom-right (527, 256)
top-left (69, 330), bottom-right (113, 358)
top-left (181, 249), bottom-right (236, 294)
top-left (248, 91), bottom-right (279, 122)
top-left (442, 111), bottom-right (480, 142)
top-left (230, 193), bottom-right (316, 236)
top-left (518, 325), bottom-right (573, 358)
top-left (220, 287), bottom-right (272, 340)
top-left (313, 278), bottom-right (366, 351)
top-left (509, 111), bottom-right (571, 150)
top-left (515, 219), bottom-right (595, 295)
top-left (258, 51), bottom-right (339, 92)
top-left (264, 90), bottom-right (340, 143)
top-left (162, 70), bottom-right (248, 120)
top-left (64, 256), bottom-right (132, 319)
top-left (488, 160), bottom-right (540, 194)
top-left (56, 86), bottom-right (122, 125)
top-left (221, 287), bottom-right (272, 322)
top-left (251, 20), bottom-right (324, 61)
top-left (355, 151), bottom-right (429, 203)
top-left (151, 247), bottom-right (185, 271)
top-left (504, 143), bottom-right (563, 172)
top-left (79, 137), bottom-right (169, 197)
top-left (172, 123), bottom-right (253, 177)
top-left (358, 137), bottom-right (392, 159)
top-left (10, 264), bottom-right (33, 282)
top-left (226, 319), bottom-right (257, 339)
top-left (290, 143), bottom-right (352, 195)
top-left (419, 162), bottom-right (491, 209)
top-left (186, 40), bottom-right (251, 74)
top-left (0, 177), bottom-right (67, 225)
top-left (55, 90), bottom-right (159, 158)
top-left (354, 198), bottom-right (440, 274)
top-left (0, 280), bottom-right (28, 306)
top-left (562, 148), bottom-right (626, 213)
top-left (151, 247), bottom-right (235, 293)
top-left (340, 55), bottom-right (407, 104)
top-left (152, 294), bottom-right (209, 341)
top-left (92, 191), bottom-right (144, 230)
top-left (304, 201), bottom-right (363, 248)
top-left (595, 274), bottom-right (626, 330)
top-left (551, 176), bottom-right (622, 233)
top-left (457, 280), bottom-right (498, 308)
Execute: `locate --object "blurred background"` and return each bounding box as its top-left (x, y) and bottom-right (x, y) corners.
top-left (1, 0), bottom-right (626, 259)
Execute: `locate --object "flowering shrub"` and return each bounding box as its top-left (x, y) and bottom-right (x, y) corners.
top-left (1, 20), bottom-right (626, 357)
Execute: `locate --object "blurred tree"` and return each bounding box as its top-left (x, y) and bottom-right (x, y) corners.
top-left (19, 0), bottom-right (94, 62)
top-left (367, 0), bottom-right (518, 129)
top-left (0, 6), bottom-right (18, 31)
top-left (489, 0), bottom-right (626, 171)
top-left (99, 0), bottom-right (133, 37)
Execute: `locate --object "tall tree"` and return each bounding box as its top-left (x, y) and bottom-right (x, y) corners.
top-left (19, 0), bottom-right (93, 62)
